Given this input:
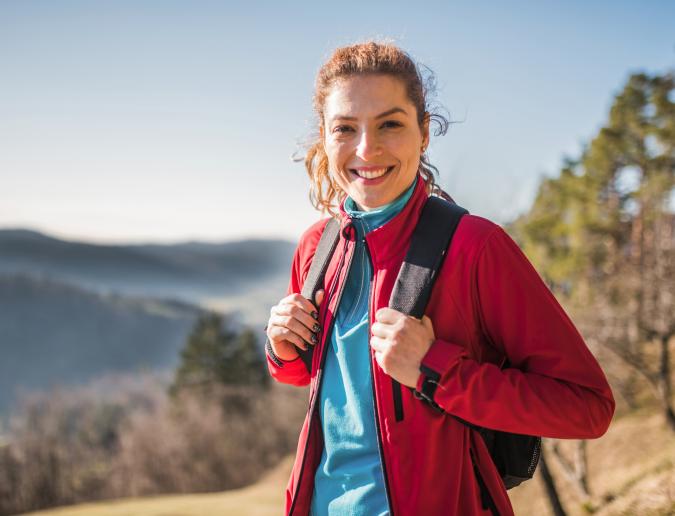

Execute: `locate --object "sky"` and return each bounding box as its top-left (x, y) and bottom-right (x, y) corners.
top-left (1, 0), bottom-right (674, 244)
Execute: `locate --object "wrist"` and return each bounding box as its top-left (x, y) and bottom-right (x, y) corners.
top-left (266, 339), bottom-right (300, 362)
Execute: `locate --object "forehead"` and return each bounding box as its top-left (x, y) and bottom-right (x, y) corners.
top-left (323, 74), bottom-right (413, 120)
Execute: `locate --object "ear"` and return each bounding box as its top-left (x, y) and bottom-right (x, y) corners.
top-left (421, 112), bottom-right (431, 150)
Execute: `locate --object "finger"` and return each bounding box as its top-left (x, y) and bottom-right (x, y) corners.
top-left (282, 293), bottom-right (320, 319)
top-left (369, 335), bottom-right (388, 353)
top-left (268, 324), bottom-right (310, 351)
top-left (273, 303), bottom-right (321, 334)
top-left (268, 326), bottom-right (307, 351)
top-left (375, 307), bottom-right (405, 324)
top-left (269, 313), bottom-right (318, 346)
top-left (371, 321), bottom-right (394, 339)
top-left (374, 350), bottom-right (385, 369)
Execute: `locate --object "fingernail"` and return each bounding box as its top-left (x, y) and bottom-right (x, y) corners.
top-left (312, 323), bottom-right (321, 332)
top-left (311, 334), bottom-right (318, 344)
top-left (311, 311), bottom-right (319, 319)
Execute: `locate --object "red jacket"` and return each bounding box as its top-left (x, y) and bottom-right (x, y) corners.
top-left (266, 174), bottom-right (615, 515)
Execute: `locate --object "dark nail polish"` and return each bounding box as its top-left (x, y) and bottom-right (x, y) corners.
top-left (313, 323), bottom-right (321, 332)
top-left (311, 334), bottom-right (318, 344)
top-left (311, 311), bottom-right (319, 319)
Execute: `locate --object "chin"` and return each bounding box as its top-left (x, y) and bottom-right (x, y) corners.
top-left (356, 195), bottom-right (389, 210)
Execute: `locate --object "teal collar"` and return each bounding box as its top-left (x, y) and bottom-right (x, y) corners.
top-left (344, 178), bottom-right (417, 237)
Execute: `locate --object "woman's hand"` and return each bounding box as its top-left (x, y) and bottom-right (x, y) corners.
top-left (266, 290), bottom-right (325, 361)
top-left (370, 308), bottom-right (435, 388)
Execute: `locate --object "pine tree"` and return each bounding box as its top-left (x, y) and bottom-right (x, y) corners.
top-left (513, 71), bottom-right (675, 430)
top-left (170, 312), bottom-right (269, 397)
top-left (510, 69), bottom-right (674, 514)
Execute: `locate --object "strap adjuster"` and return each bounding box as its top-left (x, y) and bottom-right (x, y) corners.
top-left (414, 365), bottom-right (444, 413)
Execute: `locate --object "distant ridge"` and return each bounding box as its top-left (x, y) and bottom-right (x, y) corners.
top-left (0, 228), bottom-right (62, 243)
top-left (0, 227), bottom-right (296, 300)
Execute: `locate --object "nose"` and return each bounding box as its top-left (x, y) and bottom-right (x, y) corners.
top-left (355, 129), bottom-right (382, 160)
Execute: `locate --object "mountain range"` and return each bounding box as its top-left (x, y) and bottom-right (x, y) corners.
top-left (0, 228), bottom-right (297, 415)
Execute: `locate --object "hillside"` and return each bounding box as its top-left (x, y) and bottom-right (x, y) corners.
top-left (19, 410), bottom-right (675, 516)
top-left (19, 455), bottom-right (292, 516)
top-left (508, 409), bottom-right (675, 515)
top-left (0, 274), bottom-right (204, 414)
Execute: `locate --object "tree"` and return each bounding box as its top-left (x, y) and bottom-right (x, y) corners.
top-left (170, 312), bottom-right (269, 398)
top-left (509, 70), bottom-right (674, 514)
top-left (514, 71), bottom-right (675, 431)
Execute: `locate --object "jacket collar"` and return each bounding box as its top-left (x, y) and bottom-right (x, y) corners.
top-left (337, 172), bottom-right (429, 265)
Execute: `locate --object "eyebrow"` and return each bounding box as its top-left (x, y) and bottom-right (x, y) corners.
top-left (330, 107), bottom-right (408, 123)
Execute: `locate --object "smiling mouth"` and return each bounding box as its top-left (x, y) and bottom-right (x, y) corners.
top-left (349, 166), bottom-right (395, 179)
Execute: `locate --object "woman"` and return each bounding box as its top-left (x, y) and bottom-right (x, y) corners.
top-left (265, 41), bottom-right (614, 516)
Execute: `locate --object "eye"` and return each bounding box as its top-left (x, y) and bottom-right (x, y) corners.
top-left (381, 120), bottom-right (403, 129)
top-left (332, 125), bottom-right (354, 134)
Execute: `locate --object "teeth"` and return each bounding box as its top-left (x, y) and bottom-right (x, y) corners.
top-left (354, 167), bottom-right (390, 179)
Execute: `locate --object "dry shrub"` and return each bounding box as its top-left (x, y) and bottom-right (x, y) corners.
top-left (0, 371), bottom-right (306, 515)
top-left (109, 383), bottom-right (306, 497)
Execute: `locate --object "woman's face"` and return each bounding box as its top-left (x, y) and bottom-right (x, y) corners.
top-left (321, 74), bottom-right (429, 211)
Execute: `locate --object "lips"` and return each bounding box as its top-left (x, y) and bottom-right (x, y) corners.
top-left (349, 166), bottom-right (395, 180)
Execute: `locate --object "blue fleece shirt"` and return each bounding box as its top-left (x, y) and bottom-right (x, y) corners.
top-left (310, 179), bottom-right (417, 516)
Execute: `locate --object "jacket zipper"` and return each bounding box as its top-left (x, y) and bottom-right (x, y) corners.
top-left (288, 222), bottom-right (355, 516)
top-left (364, 237), bottom-right (395, 515)
top-left (392, 381), bottom-right (404, 422)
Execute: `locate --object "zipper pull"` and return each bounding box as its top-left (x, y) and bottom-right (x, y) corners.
top-left (362, 235), bottom-right (374, 280)
top-left (341, 220), bottom-right (356, 240)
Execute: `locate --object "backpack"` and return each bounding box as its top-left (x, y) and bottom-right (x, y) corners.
top-left (295, 194), bottom-right (541, 489)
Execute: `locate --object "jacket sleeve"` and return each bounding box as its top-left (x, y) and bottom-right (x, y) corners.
top-left (416, 226), bottom-right (615, 439)
top-left (264, 237), bottom-right (312, 387)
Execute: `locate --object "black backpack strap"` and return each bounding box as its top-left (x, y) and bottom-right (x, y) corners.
top-left (389, 195), bottom-right (468, 416)
top-left (389, 195), bottom-right (468, 317)
top-left (390, 196), bottom-right (541, 490)
top-left (295, 217), bottom-right (341, 373)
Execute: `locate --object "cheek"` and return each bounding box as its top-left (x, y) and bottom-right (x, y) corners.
top-left (389, 133), bottom-right (422, 162)
top-left (326, 142), bottom-right (350, 170)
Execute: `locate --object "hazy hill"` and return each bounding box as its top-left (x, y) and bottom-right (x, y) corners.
top-left (0, 274), bottom-right (205, 414)
top-left (0, 228), bottom-right (298, 414)
top-left (0, 228), bottom-right (296, 301)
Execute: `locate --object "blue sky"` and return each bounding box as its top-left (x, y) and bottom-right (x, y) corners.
top-left (1, 1), bottom-right (673, 243)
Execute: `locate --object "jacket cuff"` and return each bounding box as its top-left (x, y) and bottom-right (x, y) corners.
top-left (415, 339), bottom-right (465, 403)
